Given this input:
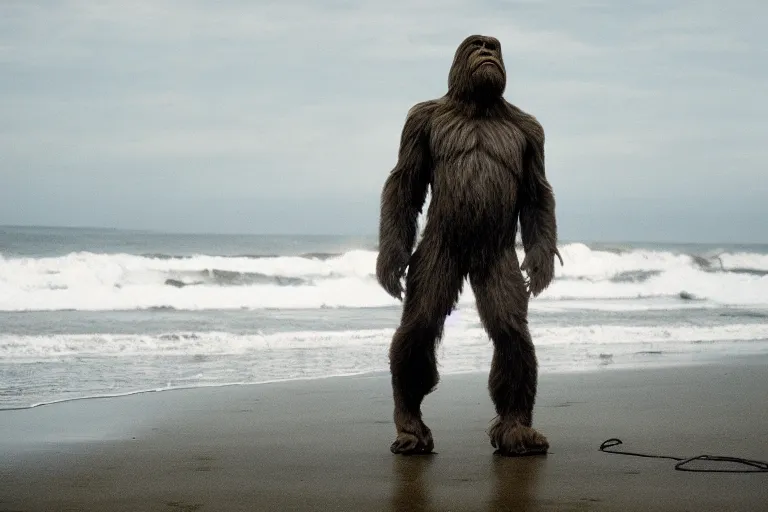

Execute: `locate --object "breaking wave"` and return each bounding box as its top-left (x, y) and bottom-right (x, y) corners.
top-left (4, 322), bottom-right (768, 409)
top-left (1, 243), bottom-right (767, 311)
top-left (4, 323), bottom-right (768, 361)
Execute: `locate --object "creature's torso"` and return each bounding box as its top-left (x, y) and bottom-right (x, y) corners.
top-left (426, 100), bottom-right (529, 239)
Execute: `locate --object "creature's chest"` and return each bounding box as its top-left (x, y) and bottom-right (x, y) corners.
top-left (429, 116), bottom-right (528, 170)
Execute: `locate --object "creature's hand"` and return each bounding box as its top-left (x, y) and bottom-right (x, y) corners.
top-left (521, 245), bottom-right (563, 297)
top-left (376, 248), bottom-right (409, 301)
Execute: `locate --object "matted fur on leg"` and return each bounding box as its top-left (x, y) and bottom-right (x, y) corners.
top-left (489, 416), bottom-right (549, 456)
top-left (390, 413), bottom-right (435, 455)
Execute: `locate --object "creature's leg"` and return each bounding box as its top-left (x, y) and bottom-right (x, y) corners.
top-left (470, 246), bottom-right (549, 456)
top-left (389, 242), bottom-right (464, 455)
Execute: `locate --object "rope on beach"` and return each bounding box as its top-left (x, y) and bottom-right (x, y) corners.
top-left (599, 438), bottom-right (768, 473)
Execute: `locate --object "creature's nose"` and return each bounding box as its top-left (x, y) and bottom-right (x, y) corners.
top-left (479, 41), bottom-right (495, 55)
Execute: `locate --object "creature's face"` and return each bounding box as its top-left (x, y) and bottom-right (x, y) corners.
top-left (448, 35), bottom-right (506, 101)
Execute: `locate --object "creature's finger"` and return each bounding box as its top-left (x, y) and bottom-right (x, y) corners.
top-left (554, 248), bottom-right (564, 266)
top-left (529, 277), bottom-right (541, 296)
top-left (387, 279), bottom-right (401, 300)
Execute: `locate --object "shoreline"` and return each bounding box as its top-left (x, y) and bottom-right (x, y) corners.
top-left (3, 349), bottom-right (767, 413)
top-left (0, 370), bottom-right (380, 412)
top-left (2, 357), bottom-right (767, 511)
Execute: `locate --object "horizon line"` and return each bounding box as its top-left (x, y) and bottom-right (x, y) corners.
top-left (2, 223), bottom-right (767, 247)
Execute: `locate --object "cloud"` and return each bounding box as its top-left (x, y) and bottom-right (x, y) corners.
top-left (0, 0), bottom-right (766, 241)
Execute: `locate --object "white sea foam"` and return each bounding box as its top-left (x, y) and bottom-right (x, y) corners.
top-left (1, 244), bottom-right (767, 311)
top-left (3, 323), bottom-right (768, 361)
top-left (716, 251), bottom-right (768, 272)
top-left (4, 323), bottom-right (768, 409)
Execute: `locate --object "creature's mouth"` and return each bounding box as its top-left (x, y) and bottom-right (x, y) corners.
top-left (475, 58), bottom-right (502, 72)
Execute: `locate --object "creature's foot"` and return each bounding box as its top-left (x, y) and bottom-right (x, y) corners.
top-left (488, 417), bottom-right (549, 456)
top-left (390, 421), bottom-right (434, 455)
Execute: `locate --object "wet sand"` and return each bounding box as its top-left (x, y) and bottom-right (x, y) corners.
top-left (1, 358), bottom-right (767, 511)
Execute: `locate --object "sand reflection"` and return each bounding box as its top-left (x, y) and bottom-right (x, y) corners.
top-left (389, 451), bottom-right (543, 511)
top-left (488, 454), bottom-right (543, 512)
top-left (390, 454), bottom-right (436, 512)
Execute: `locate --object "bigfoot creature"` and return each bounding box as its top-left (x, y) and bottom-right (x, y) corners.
top-left (376, 34), bottom-right (562, 456)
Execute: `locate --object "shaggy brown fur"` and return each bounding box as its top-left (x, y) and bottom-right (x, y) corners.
top-left (376, 34), bottom-right (562, 456)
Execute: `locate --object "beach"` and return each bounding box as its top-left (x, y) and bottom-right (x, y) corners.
top-left (2, 357), bottom-right (767, 512)
top-left (2, 227), bottom-right (768, 510)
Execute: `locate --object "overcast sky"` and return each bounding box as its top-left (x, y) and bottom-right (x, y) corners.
top-left (1, 0), bottom-right (766, 243)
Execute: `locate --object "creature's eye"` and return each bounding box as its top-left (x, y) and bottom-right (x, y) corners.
top-left (486, 42), bottom-right (497, 51)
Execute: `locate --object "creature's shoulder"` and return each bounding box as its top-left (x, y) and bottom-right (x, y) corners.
top-left (405, 99), bottom-right (442, 123)
top-left (401, 100), bottom-right (443, 140)
top-left (503, 101), bottom-right (544, 147)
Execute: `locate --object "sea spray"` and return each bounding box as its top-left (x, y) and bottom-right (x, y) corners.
top-left (1, 243), bottom-right (768, 311)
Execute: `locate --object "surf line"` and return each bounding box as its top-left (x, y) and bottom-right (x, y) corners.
top-left (599, 438), bottom-right (768, 473)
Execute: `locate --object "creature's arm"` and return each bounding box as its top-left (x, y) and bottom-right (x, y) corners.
top-left (376, 102), bottom-right (434, 300)
top-left (518, 121), bottom-right (563, 296)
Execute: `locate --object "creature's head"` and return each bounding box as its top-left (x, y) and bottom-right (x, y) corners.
top-left (448, 35), bottom-right (506, 103)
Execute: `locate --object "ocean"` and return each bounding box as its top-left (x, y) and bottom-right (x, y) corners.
top-left (1, 225), bottom-right (767, 410)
